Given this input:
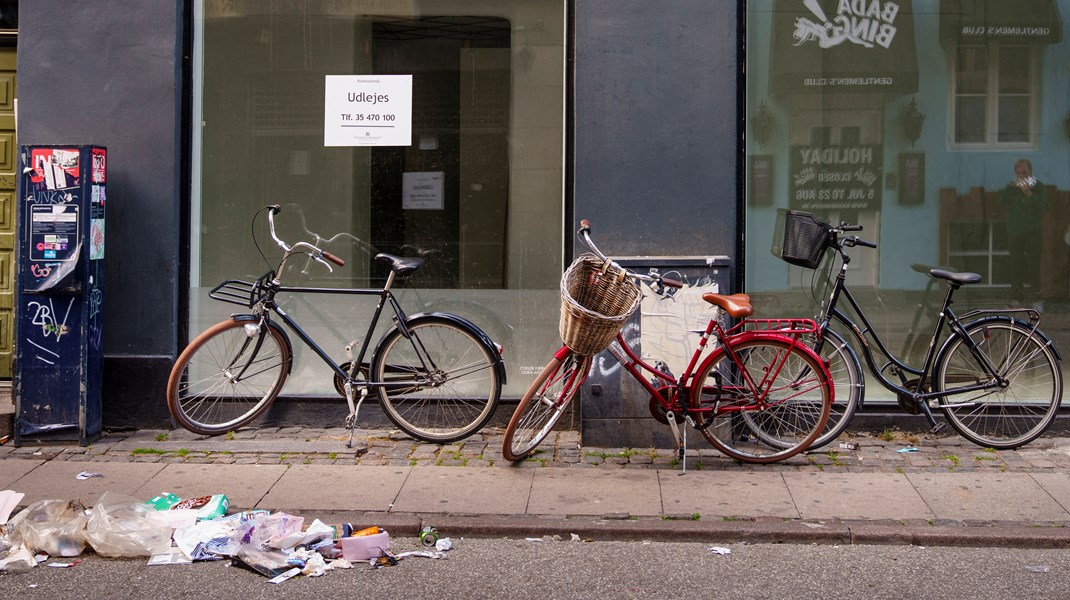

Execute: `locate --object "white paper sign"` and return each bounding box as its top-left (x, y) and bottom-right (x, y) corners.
top-left (402, 172), bottom-right (445, 210)
top-left (324, 75), bottom-right (412, 146)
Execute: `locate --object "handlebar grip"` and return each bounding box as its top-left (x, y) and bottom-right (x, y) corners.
top-left (855, 238), bottom-right (877, 248)
top-left (267, 204), bottom-right (281, 214)
top-left (579, 219), bottom-right (591, 234)
top-left (321, 251), bottom-right (346, 267)
top-left (661, 277), bottom-right (685, 289)
top-left (840, 223), bottom-right (863, 231)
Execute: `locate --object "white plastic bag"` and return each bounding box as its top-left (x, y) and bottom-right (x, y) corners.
top-left (86, 492), bottom-right (172, 557)
top-left (8, 499), bottom-right (89, 557)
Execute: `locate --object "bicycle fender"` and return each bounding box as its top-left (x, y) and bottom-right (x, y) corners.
top-left (228, 314), bottom-right (295, 375)
top-left (376, 312), bottom-right (508, 385)
top-left (935, 316), bottom-right (1063, 366)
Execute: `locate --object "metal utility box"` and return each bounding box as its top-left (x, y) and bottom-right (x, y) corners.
top-left (14, 145), bottom-right (107, 445)
top-left (580, 256), bottom-right (733, 449)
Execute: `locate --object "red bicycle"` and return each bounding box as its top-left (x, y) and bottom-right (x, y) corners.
top-left (502, 220), bottom-right (833, 465)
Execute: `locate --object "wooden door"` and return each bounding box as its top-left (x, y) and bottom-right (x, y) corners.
top-left (0, 46), bottom-right (15, 378)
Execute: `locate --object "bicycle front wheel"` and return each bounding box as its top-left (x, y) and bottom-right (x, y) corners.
top-left (502, 351), bottom-right (592, 461)
top-left (372, 318), bottom-right (502, 443)
top-left (167, 318), bottom-right (291, 435)
top-left (693, 338), bottom-right (831, 463)
top-left (804, 327), bottom-right (863, 449)
top-left (935, 319), bottom-right (1062, 449)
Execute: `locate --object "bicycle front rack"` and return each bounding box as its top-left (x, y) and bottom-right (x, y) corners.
top-left (209, 271), bottom-right (275, 308)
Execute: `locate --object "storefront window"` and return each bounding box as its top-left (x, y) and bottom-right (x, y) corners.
top-left (745, 0), bottom-right (1069, 404)
top-left (952, 44), bottom-right (1037, 147)
top-left (191, 0), bottom-right (566, 396)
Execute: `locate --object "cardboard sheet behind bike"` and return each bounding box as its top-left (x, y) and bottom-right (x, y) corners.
top-left (14, 145), bottom-right (106, 445)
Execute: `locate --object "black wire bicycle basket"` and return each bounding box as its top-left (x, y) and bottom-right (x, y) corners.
top-left (772, 209), bottom-right (834, 270)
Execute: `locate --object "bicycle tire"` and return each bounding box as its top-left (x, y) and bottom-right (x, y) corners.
top-left (167, 318), bottom-right (291, 436)
top-left (372, 317), bottom-right (501, 443)
top-left (799, 327), bottom-right (863, 449)
top-left (502, 351), bottom-right (591, 461)
top-left (934, 319), bottom-right (1062, 449)
top-left (692, 338), bottom-right (831, 463)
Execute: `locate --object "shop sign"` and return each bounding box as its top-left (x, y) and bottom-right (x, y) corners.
top-left (324, 75), bottom-right (413, 147)
top-left (789, 144), bottom-right (882, 210)
top-left (402, 172), bottom-right (444, 210)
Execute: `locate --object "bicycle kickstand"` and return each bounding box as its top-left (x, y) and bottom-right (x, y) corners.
top-left (664, 412), bottom-right (687, 474)
top-left (916, 396), bottom-right (946, 435)
top-left (344, 382), bottom-right (369, 448)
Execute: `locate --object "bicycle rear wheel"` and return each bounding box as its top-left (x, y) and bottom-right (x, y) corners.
top-left (935, 319), bottom-right (1062, 449)
top-left (692, 338), bottom-right (831, 463)
top-left (167, 318), bottom-right (291, 435)
top-left (502, 350), bottom-right (591, 461)
top-left (372, 317), bottom-right (501, 443)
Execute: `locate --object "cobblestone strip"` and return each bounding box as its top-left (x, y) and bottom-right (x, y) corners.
top-left (5, 428), bottom-right (1070, 473)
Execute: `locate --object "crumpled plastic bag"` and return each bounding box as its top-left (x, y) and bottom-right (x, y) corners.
top-left (7, 499), bottom-right (89, 557)
top-left (0, 540), bottom-right (37, 572)
top-left (86, 491), bottom-right (172, 557)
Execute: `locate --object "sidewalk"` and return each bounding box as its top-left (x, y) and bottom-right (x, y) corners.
top-left (3, 426), bottom-right (1070, 548)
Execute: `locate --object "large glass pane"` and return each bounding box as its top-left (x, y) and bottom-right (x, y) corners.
top-left (955, 46), bottom-right (988, 94)
top-left (997, 95), bottom-right (1031, 142)
top-left (192, 1), bottom-right (566, 397)
top-left (744, 1), bottom-right (1066, 410)
top-left (954, 96), bottom-right (986, 143)
top-left (998, 47), bottom-right (1032, 94)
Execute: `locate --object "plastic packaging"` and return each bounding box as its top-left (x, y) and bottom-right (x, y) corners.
top-left (341, 530), bottom-right (390, 561)
top-left (86, 491), bottom-right (173, 557)
top-left (7, 499), bottom-right (89, 557)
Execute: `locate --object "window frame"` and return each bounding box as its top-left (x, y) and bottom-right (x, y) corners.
top-left (948, 43), bottom-right (1040, 151)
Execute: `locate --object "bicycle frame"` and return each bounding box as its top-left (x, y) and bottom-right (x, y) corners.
top-left (815, 247), bottom-right (1016, 424)
top-left (256, 281), bottom-right (413, 390)
top-left (585, 314), bottom-right (822, 420)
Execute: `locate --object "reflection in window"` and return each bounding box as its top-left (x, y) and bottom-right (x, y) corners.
top-left (946, 221), bottom-right (1008, 288)
top-left (952, 45), bottom-right (1036, 147)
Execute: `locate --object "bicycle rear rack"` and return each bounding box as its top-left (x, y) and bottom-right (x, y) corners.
top-left (728, 318), bottom-right (818, 337)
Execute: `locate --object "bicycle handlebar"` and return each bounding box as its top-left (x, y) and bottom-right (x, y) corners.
top-left (265, 204), bottom-right (347, 270)
top-left (577, 219), bottom-right (684, 289)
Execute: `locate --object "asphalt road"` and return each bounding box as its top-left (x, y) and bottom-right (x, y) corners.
top-left (3, 537), bottom-right (1069, 599)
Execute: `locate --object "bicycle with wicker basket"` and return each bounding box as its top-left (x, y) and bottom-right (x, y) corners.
top-left (501, 220), bottom-right (834, 466)
top-left (773, 209), bottom-right (1063, 450)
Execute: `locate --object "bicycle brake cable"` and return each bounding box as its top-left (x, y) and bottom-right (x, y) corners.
top-left (251, 205), bottom-right (274, 272)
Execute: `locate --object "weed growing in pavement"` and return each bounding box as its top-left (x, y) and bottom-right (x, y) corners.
top-left (691, 513), bottom-right (701, 521)
top-left (974, 454), bottom-right (996, 462)
top-left (176, 448), bottom-right (190, 457)
top-left (878, 428), bottom-right (897, 442)
top-left (328, 452), bottom-right (337, 460)
top-left (942, 453), bottom-right (960, 468)
top-left (225, 431), bottom-right (235, 441)
top-left (154, 433), bottom-right (168, 442)
top-left (981, 447), bottom-right (997, 454)
top-left (131, 448), bottom-right (166, 455)
top-left (826, 450), bottom-right (843, 466)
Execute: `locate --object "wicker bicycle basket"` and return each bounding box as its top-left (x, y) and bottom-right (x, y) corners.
top-left (772, 209), bottom-right (833, 270)
top-left (559, 254), bottom-right (642, 356)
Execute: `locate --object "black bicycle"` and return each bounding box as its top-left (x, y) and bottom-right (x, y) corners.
top-left (773, 209), bottom-right (1063, 450)
top-left (167, 205), bottom-right (506, 445)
